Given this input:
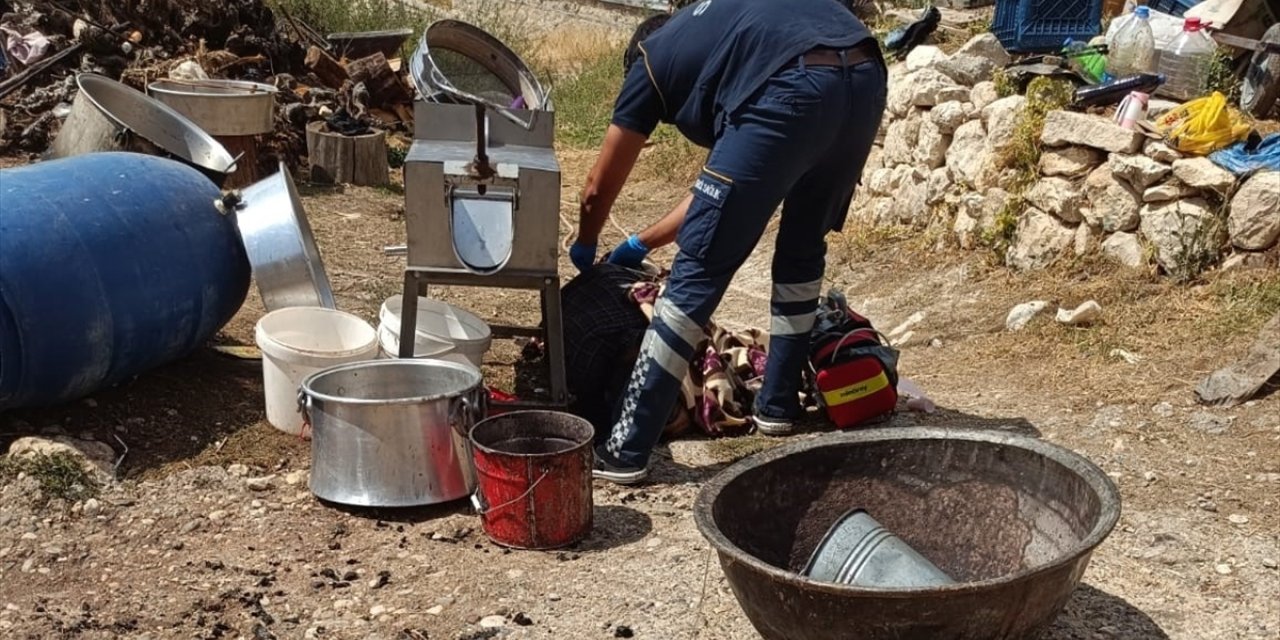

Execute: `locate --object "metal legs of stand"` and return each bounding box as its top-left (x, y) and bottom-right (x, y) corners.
top-left (398, 269), bottom-right (568, 408)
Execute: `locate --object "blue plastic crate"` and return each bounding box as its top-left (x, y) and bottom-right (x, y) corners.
top-left (993, 0), bottom-right (1105, 52)
top-left (1146, 0), bottom-right (1197, 16)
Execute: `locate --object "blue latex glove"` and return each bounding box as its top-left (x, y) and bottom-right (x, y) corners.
top-left (569, 242), bottom-right (597, 272)
top-left (606, 234), bottom-right (650, 268)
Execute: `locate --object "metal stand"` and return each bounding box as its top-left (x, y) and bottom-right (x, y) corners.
top-left (398, 268), bottom-right (568, 408)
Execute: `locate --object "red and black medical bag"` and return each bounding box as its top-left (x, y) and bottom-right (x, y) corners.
top-left (807, 292), bottom-right (900, 429)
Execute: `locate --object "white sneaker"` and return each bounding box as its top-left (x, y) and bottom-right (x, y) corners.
top-left (754, 414), bottom-right (795, 436)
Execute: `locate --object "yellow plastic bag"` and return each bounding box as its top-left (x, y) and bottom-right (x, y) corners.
top-left (1153, 92), bottom-right (1252, 156)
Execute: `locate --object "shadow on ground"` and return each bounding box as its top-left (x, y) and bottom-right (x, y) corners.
top-left (1045, 583), bottom-right (1170, 639)
top-left (0, 346), bottom-right (301, 479)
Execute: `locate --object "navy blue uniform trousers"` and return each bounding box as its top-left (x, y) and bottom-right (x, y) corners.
top-left (605, 55), bottom-right (889, 468)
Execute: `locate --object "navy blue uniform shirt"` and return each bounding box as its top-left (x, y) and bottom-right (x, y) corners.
top-left (611, 0), bottom-right (874, 148)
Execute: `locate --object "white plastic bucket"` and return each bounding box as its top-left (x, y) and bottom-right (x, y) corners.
top-left (255, 306), bottom-right (379, 435)
top-left (377, 295), bottom-right (491, 369)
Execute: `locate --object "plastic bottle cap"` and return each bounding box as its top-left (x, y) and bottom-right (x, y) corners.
top-left (1135, 6), bottom-right (1150, 18)
top-left (1185, 17), bottom-right (1201, 30)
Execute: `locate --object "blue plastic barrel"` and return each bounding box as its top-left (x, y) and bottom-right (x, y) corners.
top-left (0, 152), bottom-right (251, 410)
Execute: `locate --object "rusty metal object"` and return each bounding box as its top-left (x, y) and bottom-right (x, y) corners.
top-left (693, 427), bottom-right (1121, 640)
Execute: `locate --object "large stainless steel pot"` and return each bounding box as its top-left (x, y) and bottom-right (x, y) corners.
top-left (231, 162), bottom-right (336, 311)
top-left (148, 78), bottom-right (278, 136)
top-left (300, 359), bottom-right (486, 507)
top-left (48, 73), bottom-right (237, 186)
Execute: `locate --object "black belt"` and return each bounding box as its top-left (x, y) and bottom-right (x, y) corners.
top-left (791, 43), bottom-right (879, 68)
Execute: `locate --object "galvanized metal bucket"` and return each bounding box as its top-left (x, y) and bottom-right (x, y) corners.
top-left (299, 359), bottom-right (486, 507)
top-left (147, 78), bottom-right (278, 136)
top-left (803, 508), bottom-right (955, 588)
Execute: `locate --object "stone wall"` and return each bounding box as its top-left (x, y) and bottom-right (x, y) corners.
top-left (853, 34), bottom-right (1280, 277)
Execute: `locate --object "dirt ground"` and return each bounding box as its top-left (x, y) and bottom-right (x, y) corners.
top-left (1, 142), bottom-right (1278, 640)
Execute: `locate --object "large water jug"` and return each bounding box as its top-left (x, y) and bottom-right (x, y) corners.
top-left (1157, 17), bottom-right (1217, 101)
top-left (1107, 6), bottom-right (1156, 79)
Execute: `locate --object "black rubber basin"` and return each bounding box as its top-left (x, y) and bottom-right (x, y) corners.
top-left (693, 428), bottom-right (1121, 640)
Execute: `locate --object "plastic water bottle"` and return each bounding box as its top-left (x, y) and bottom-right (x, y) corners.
top-left (1107, 6), bottom-right (1156, 79)
top-left (1158, 17), bottom-right (1218, 101)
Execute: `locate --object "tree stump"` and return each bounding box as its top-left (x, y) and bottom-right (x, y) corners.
top-left (306, 121), bottom-right (389, 186)
top-left (217, 134), bottom-right (261, 189)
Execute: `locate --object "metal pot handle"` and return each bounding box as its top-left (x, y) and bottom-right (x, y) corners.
top-left (296, 390), bottom-right (313, 439)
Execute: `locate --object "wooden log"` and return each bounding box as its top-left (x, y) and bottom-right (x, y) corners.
top-left (217, 134), bottom-right (261, 189)
top-left (351, 130), bottom-right (389, 187)
top-left (305, 122), bottom-right (389, 186)
top-left (306, 121), bottom-right (353, 184)
top-left (346, 52), bottom-right (411, 107)
top-left (305, 45), bottom-right (349, 89)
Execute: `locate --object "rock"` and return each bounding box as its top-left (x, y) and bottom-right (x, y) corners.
top-left (867, 167), bottom-right (895, 196)
top-left (908, 69), bottom-right (970, 107)
top-left (426, 605), bottom-right (444, 616)
top-left (207, 510), bottom-right (229, 522)
top-left (956, 33), bottom-right (1012, 67)
top-left (953, 188), bottom-right (1006, 249)
top-left (927, 167), bottom-right (952, 205)
top-left (886, 72), bottom-right (916, 116)
top-left (1074, 221), bottom-right (1094, 256)
top-left (7, 436), bottom-right (115, 481)
top-left (1143, 178), bottom-right (1199, 204)
top-left (1040, 146), bottom-right (1105, 178)
top-left (914, 118), bottom-right (950, 169)
top-left (1041, 111), bottom-right (1144, 154)
top-left (1146, 98), bottom-right (1180, 118)
top-left (81, 498), bottom-right (101, 516)
top-left (969, 81), bottom-right (999, 111)
top-left (1025, 177), bottom-right (1084, 223)
top-left (883, 112), bottom-right (922, 165)
top-left (1228, 171), bottom-right (1280, 250)
top-left (982, 95), bottom-right (1026, 156)
top-left (889, 312), bottom-right (926, 338)
top-left (1139, 198), bottom-right (1224, 276)
top-left (1171, 157), bottom-right (1235, 194)
top-left (1187, 411), bottom-right (1232, 434)
top-left (1144, 140), bottom-right (1182, 164)
top-left (1007, 301), bottom-right (1051, 331)
top-left (1109, 154), bottom-right (1171, 190)
top-left (246, 477), bottom-right (273, 492)
top-left (1214, 563), bottom-right (1233, 575)
top-left (1152, 402), bottom-right (1175, 417)
top-left (227, 463), bottom-right (249, 477)
top-left (369, 605), bottom-right (388, 617)
top-left (1007, 208), bottom-right (1075, 270)
top-left (284, 470), bottom-right (307, 486)
top-left (1056, 301), bottom-right (1102, 326)
top-left (891, 166), bottom-right (931, 226)
top-left (614, 625), bottom-right (636, 638)
top-left (946, 120), bottom-right (997, 189)
top-left (936, 54), bottom-right (998, 86)
top-left (1220, 252), bottom-right (1270, 271)
top-left (1263, 558), bottom-right (1278, 569)
top-left (929, 100), bottom-right (970, 134)
top-left (1227, 514), bottom-right (1249, 524)
top-left (905, 45), bottom-right (948, 72)
top-left (480, 615), bottom-right (507, 628)
top-left (1083, 165), bottom-right (1141, 232)
top-left (1100, 232), bottom-right (1146, 268)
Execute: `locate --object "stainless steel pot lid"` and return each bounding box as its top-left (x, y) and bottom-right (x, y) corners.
top-left (231, 162), bottom-right (336, 311)
top-left (74, 72), bottom-right (238, 176)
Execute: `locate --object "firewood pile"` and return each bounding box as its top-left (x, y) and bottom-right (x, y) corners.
top-left (0, 0), bottom-right (416, 175)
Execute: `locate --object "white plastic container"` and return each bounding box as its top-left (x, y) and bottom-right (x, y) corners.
top-left (377, 295), bottom-right (492, 369)
top-left (1157, 17), bottom-right (1217, 101)
top-left (255, 306), bottom-right (379, 435)
top-left (1107, 6), bottom-right (1156, 79)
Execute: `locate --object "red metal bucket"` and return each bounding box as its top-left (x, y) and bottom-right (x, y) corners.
top-left (469, 411), bottom-right (594, 550)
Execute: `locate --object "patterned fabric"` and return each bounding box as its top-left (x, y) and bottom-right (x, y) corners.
top-left (629, 281), bottom-right (769, 437)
